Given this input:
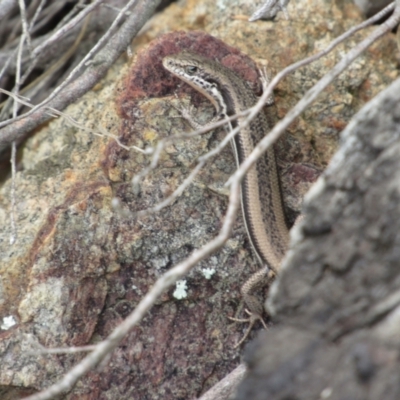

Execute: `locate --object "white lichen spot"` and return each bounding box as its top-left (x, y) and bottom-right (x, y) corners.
top-left (152, 255), bottom-right (169, 269)
top-left (209, 256), bottom-right (218, 266)
top-left (111, 197), bottom-right (120, 209)
top-left (1, 315), bottom-right (16, 330)
top-left (173, 280), bottom-right (188, 300)
top-left (201, 268), bottom-right (216, 280)
top-left (320, 387), bottom-right (333, 398)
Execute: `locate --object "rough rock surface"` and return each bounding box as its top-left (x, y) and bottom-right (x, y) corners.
top-left (235, 77), bottom-right (400, 400)
top-left (0, 0), bottom-right (398, 399)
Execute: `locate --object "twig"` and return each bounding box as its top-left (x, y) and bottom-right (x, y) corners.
top-left (0, 0), bottom-right (162, 153)
top-left (52, 0), bottom-right (85, 31)
top-left (28, 1), bottom-right (79, 37)
top-left (0, 0), bottom-right (67, 117)
top-left (28, 344), bottom-right (97, 356)
top-left (10, 141), bottom-right (16, 245)
top-left (12, 33), bottom-right (24, 115)
top-left (9, 13), bottom-right (27, 244)
top-left (29, 16), bottom-right (89, 92)
top-left (31, 0), bottom-right (105, 59)
top-left (131, 107), bottom-right (251, 191)
top-left (0, 0), bottom-right (104, 122)
top-left (0, 47), bottom-right (17, 81)
top-left (197, 364), bottom-right (247, 400)
top-left (29, 0), bottom-right (48, 31)
top-left (101, 3), bottom-right (133, 15)
top-left (0, 88), bottom-right (146, 153)
top-left (249, 0), bottom-right (290, 22)
top-left (0, 12), bottom-right (90, 118)
top-left (126, 160), bottom-right (206, 217)
top-left (17, 0), bottom-right (32, 51)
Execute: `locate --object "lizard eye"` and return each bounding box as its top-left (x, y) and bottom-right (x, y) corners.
top-left (185, 66), bottom-right (198, 75)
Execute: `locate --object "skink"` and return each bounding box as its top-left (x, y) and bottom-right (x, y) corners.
top-left (162, 51), bottom-right (289, 345)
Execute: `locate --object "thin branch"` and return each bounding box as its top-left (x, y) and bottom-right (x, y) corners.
top-left (0, 0), bottom-right (106, 126)
top-left (17, 0), bottom-right (31, 51)
top-left (10, 141), bottom-right (16, 245)
top-left (27, 1), bottom-right (79, 37)
top-left (101, 3), bottom-right (133, 15)
top-left (115, 160), bottom-right (206, 219)
top-left (28, 345), bottom-right (97, 356)
top-left (9, 17), bottom-right (26, 244)
top-left (29, 0), bottom-right (48, 31)
top-left (52, 0), bottom-right (85, 31)
top-left (131, 108), bottom-right (251, 192)
top-left (0, 88), bottom-right (146, 153)
top-left (30, 23), bottom-right (88, 91)
top-left (249, 0), bottom-right (290, 22)
top-left (0, 46), bottom-right (17, 81)
top-left (12, 32), bottom-right (24, 115)
top-left (0, 88), bottom-right (57, 117)
top-left (31, 0), bottom-right (105, 59)
top-left (137, 160), bottom-right (205, 215)
top-left (0, 0), bottom-right (162, 153)
top-left (197, 364), bottom-right (247, 400)
top-left (0, 0), bottom-right (70, 118)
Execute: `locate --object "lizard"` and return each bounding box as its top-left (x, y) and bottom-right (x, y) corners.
top-left (162, 51), bottom-right (290, 347)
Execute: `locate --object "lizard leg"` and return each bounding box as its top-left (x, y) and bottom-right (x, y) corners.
top-left (228, 267), bottom-right (276, 347)
top-left (258, 65), bottom-right (275, 106)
